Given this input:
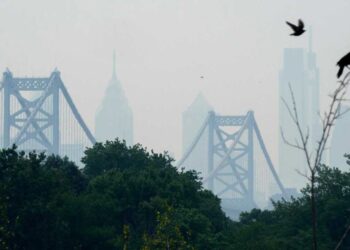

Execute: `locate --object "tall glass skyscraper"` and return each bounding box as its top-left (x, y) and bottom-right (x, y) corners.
top-left (95, 53), bottom-right (133, 145)
top-left (330, 105), bottom-right (350, 170)
top-left (182, 93), bottom-right (213, 177)
top-left (279, 32), bottom-right (320, 190)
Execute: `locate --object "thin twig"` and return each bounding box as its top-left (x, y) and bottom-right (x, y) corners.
top-left (296, 169), bottom-right (311, 181)
top-left (281, 72), bottom-right (350, 250)
top-left (335, 223), bottom-right (350, 250)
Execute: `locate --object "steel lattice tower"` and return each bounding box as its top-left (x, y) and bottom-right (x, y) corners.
top-left (178, 111), bottom-right (285, 214)
top-left (1, 69), bottom-right (95, 155)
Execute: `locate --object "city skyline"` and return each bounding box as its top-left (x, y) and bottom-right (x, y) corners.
top-left (0, 0), bottom-right (349, 168)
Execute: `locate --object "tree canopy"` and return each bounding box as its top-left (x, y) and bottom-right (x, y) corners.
top-left (227, 163), bottom-right (350, 249)
top-left (0, 141), bottom-right (230, 249)
top-left (1, 140), bottom-right (350, 249)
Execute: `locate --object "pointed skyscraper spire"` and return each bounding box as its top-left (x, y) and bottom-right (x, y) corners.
top-left (109, 50), bottom-right (122, 91)
top-left (95, 50), bottom-right (134, 145)
top-left (112, 50), bottom-right (117, 80)
top-left (308, 26), bottom-right (313, 53)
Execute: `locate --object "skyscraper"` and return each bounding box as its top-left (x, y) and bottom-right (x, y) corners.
top-left (182, 93), bottom-right (213, 176)
top-left (279, 31), bottom-right (320, 190)
top-left (330, 105), bottom-right (350, 170)
top-left (95, 53), bottom-right (133, 145)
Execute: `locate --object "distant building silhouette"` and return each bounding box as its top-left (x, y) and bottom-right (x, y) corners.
top-left (95, 53), bottom-right (133, 145)
top-left (279, 30), bottom-right (320, 190)
top-left (182, 93), bottom-right (213, 176)
top-left (330, 105), bottom-right (350, 170)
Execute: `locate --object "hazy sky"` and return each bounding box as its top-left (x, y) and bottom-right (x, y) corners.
top-left (1, 0), bottom-right (350, 165)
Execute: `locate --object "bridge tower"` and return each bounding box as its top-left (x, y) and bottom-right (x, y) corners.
top-left (1, 69), bottom-right (95, 156)
top-left (178, 111), bottom-right (285, 217)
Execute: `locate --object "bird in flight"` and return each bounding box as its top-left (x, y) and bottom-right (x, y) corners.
top-left (336, 52), bottom-right (350, 78)
top-left (286, 19), bottom-right (305, 36)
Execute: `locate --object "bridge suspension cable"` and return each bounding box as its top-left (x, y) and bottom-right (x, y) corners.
top-left (177, 110), bottom-right (286, 214)
top-left (0, 69), bottom-right (96, 165)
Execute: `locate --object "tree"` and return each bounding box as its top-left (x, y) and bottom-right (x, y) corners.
top-left (142, 205), bottom-right (193, 250)
top-left (0, 146), bottom-right (87, 249)
top-left (80, 139), bottom-right (229, 249)
top-left (0, 198), bottom-right (9, 250)
top-left (281, 72), bottom-right (350, 250)
top-left (221, 165), bottom-right (350, 249)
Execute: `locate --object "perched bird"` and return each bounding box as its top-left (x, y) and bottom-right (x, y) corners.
top-left (337, 52), bottom-right (350, 78)
top-left (286, 19), bottom-right (305, 36)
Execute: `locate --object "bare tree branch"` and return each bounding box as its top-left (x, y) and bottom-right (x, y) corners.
top-left (335, 222), bottom-right (350, 250)
top-left (283, 83), bottom-right (313, 172)
top-left (280, 128), bottom-right (304, 150)
top-left (296, 169), bottom-right (311, 181)
top-left (281, 72), bottom-right (350, 250)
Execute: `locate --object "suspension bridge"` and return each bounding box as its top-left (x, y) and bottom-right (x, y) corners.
top-left (177, 111), bottom-right (286, 217)
top-left (0, 69), bottom-right (95, 164)
top-left (0, 69), bottom-right (286, 216)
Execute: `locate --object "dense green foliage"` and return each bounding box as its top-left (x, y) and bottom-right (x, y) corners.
top-left (0, 142), bottom-right (230, 249)
top-left (1, 141), bottom-right (350, 249)
top-left (227, 163), bottom-right (350, 250)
